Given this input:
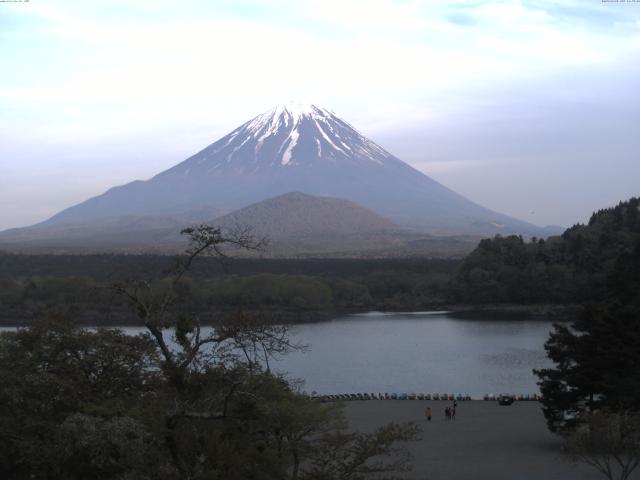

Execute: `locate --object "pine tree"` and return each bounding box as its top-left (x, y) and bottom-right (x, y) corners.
top-left (535, 241), bottom-right (640, 433)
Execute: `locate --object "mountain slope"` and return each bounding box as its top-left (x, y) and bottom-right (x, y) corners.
top-left (214, 192), bottom-right (400, 239)
top-left (5, 103), bottom-right (557, 245)
top-left (208, 192), bottom-right (481, 257)
top-left (0, 192), bottom-right (481, 257)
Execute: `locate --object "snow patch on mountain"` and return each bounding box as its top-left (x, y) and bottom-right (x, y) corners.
top-left (281, 127), bottom-right (299, 166)
top-left (162, 102), bottom-right (397, 176)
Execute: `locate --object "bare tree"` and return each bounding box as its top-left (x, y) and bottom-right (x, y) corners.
top-left (565, 411), bottom-right (640, 480)
top-left (110, 224), bottom-right (303, 478)
top-left (111, 225), bottom-right (284, 380)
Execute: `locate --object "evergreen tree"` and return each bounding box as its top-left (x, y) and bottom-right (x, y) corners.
top-left (535, 236), bottom-right (640, 433)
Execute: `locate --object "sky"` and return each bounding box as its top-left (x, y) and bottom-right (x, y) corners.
top-left (1, 0), bottom-right (639, 230)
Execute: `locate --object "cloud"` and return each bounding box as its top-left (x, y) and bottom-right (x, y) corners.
top-left (4, 0), bottom-right (639, 134)
top-left (1, 0), bottom-right (639, 229)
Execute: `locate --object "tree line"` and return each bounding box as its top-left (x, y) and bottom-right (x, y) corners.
top-left (2, 198), bottom-right (639, 326)
top-left (0, 260), bottom-right (457, 325)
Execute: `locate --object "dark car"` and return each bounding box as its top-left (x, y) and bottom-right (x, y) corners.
top-left (498, 395), bottom-right (515, 406)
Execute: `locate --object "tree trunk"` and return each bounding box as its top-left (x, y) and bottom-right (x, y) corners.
top-left (165, 415), bottom-right (191, 479)
top-left (291, 449), bottom-right (300, 480)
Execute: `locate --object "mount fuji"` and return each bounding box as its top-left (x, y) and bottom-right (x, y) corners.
top-left (1, 103), bottom-right (558, 251)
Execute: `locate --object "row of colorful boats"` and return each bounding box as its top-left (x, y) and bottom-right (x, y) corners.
top-left (483, 393), bottom-right (541, 401)
top-left (313, 392), bottom-right (541, 402)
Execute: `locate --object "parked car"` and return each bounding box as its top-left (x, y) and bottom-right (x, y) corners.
top-left (498, 395), bottom-right (515, 406)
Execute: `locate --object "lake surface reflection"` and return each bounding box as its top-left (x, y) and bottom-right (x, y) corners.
top-left (275, 311), bottom-right (555, 397)
top-left (0, 311), bottom-right (556, 397)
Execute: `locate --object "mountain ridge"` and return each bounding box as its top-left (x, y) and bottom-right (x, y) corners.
top-left (2, 103), bottom-right (562, 251)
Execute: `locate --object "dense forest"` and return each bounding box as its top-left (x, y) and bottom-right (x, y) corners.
top-left (1, 197), bottom-right (638, 325)
top-left (532, 201), bottom-right (640, 461)
top-left (450, 197), bottom-right (640, 305)
top-left (0, 257), bottom-right (458, 325)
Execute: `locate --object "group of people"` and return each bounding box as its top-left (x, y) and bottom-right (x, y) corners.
top-left (424, 400), bottom-right (457, 421)
top-left (445, 404), bottom-right (456, 420)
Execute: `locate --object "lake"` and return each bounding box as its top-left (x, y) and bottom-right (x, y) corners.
top-left (1, 311), bottom-right (557, 398)
top-left (277, 311), bottom-right (555, 397)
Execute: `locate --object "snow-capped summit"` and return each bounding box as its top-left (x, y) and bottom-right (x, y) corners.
top-left (258, 102), bottom-right (324, 122)
top-left (161, 103), bottom-right (397, 175)
top-left (28, 103), bottom-right (555, 238)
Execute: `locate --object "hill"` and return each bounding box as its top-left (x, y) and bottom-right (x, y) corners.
top-left (215, 192), bottom-right (400, 238)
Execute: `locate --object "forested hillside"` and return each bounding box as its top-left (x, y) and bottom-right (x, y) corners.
top-left (2, 198), bottom-right (638, 326)
top-left (0, 257), bottom-right (458, 325)
top-left (450, 197), bottom-right (640, 304)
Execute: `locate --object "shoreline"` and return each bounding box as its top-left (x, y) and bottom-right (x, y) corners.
top-left (0, 303), bottom-right (579, 327)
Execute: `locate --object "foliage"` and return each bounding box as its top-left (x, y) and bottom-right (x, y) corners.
top-left (534, 305), bottom-right (640, 432)
top-left (451, 197), bottom-right (640, 305)
top-left (534, 199), bottom-right (640, 433)
top-left (301, 422), bottom-right (421, 480)
top-left (534, 242), bottom-right (640, 433)
top-left (0, 225), bottom-right (420, 479)
top-left (0, 258), bottom-right (458, 325)
top-left (210, 274), bottom-right (334, 310)
top-left (0, 317), bottom-right (161, 479)
top-left (565, 411), bottom-right (640, 480)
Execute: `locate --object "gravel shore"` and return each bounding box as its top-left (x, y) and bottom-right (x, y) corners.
top-left (344, 400), bottom-right (622, 480)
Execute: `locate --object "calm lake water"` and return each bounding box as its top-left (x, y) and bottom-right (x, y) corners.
top-left (1, 311), bottom-right (556, 397)
top-left (275, 311), bottom-right (555, 397)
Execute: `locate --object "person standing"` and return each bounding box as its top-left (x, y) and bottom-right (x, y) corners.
top-left (425, 406), bottom-right (432, 422)
top-left (445, 407), bottom-right (450, 420)
top-left (451, 407), bottom-right (456, 420)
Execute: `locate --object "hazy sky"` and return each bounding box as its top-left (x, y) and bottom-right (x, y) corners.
top-left (1, 0), bottom-right (639, 230)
